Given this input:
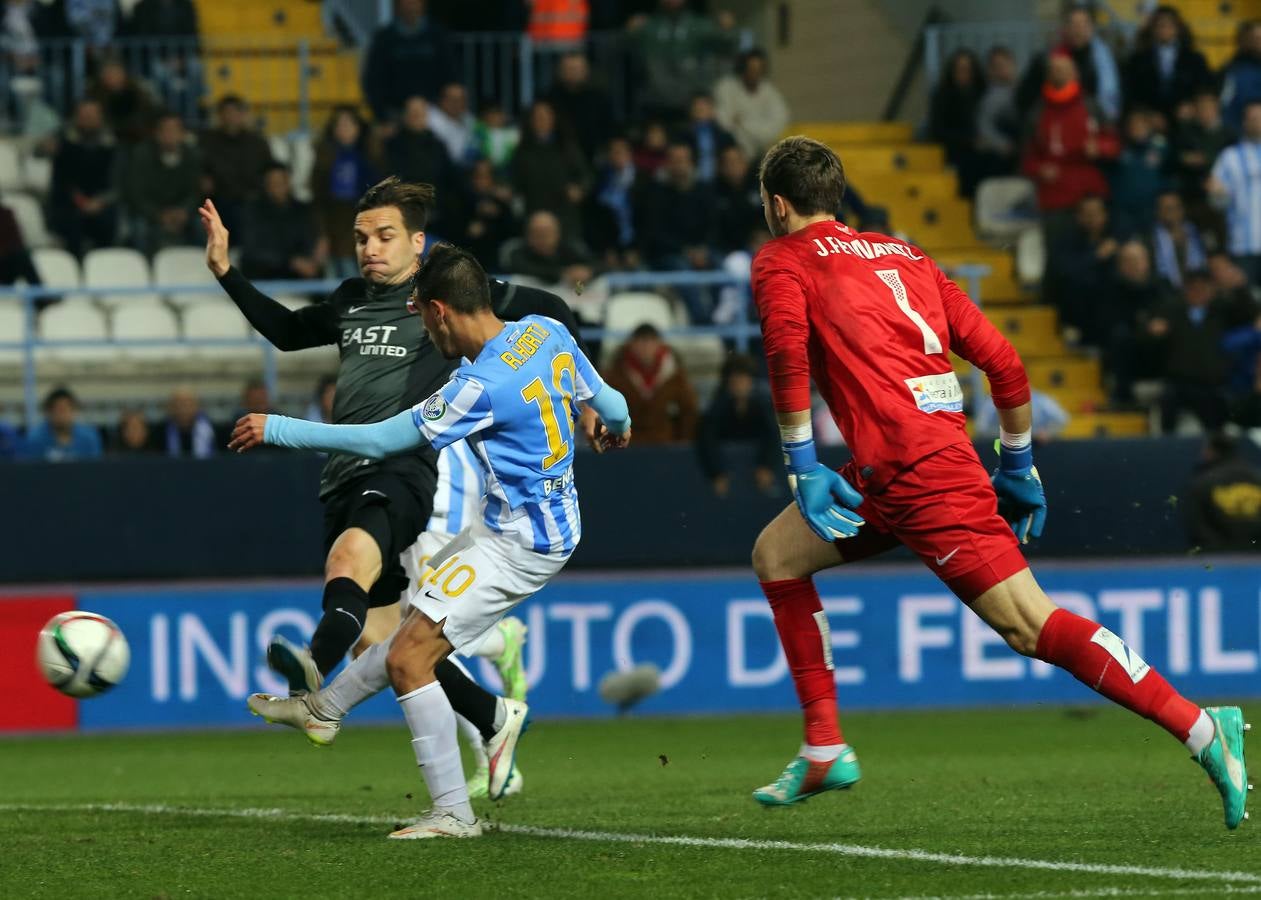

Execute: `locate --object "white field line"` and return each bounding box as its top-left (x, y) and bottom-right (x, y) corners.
top-left (2, 802), bottom-right (1258, 888)
top-left (874, 887), bottom-right (1261, 900)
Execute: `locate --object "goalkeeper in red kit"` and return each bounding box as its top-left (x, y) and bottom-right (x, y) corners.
top-left (747, 136), bottom-right (1249, 829)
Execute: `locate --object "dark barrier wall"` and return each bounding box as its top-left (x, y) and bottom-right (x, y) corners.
top-left (0, 438), bottom-right (1250, 582)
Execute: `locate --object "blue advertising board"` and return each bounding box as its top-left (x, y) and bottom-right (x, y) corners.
top-left (70, 559), bottom-right (1261, 731)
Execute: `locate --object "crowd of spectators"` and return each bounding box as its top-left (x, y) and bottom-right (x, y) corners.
top-left (3, 0), bottom-right (788, 328)
top-left (932, 5), bottom-right (1261, 435)
top-left (0, 0), bottom-right (795, 481)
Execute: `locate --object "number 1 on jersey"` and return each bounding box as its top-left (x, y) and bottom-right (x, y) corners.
top-left (521, 352), bottom-right (577, 470)
top-left (875, 269), bottom-right (942, 355)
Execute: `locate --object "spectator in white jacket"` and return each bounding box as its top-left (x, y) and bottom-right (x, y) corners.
top-left (714, 48), bottom-right (790, 160)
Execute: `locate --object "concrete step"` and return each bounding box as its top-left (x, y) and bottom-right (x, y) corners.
top-left (1060, 411), bottom-right (1150, 438)
top-left (792, 122), bottom-right (914, 145)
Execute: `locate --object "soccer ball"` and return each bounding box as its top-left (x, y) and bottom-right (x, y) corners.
top-left (37, 611), bottom-right (130, 698)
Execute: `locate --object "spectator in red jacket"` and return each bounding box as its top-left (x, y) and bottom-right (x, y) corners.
top-left (1021, 51), bottom-right (1120, 242)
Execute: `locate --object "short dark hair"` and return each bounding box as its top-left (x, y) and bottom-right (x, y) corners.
top-left (263, 160), bottom-right (289, 178)
top-left (721, 353), bottom-right (758, 382)
top-left (736, 48), bottom-right (767, 74)
top-left (217, 94), bottom-right (246, 111)
top-left (43, 386), bottom-right (77, 410)
top-left (1245, 98), bottom-right (1261, 115)
top-left (630, 323), bottom-right (661, 341)
top-left (759, 136), bottom-right (846, 217)
top-left (411, 243), bottom-right (491, 313)
top-left (357, 176), bottom-right (435, 234)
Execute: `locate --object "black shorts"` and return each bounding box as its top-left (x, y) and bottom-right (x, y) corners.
top-left (322, 470), bottom-right (433, 608)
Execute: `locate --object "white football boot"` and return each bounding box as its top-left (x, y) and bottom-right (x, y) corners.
top-left (388, 808), bottom-right (483, 840)
top-left (247, 692), bottom-right (340, 747)
top-left (486, 698), bottom-right (530, 800)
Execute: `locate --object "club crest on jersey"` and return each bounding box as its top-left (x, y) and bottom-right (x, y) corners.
top-left (905, 372), bottom-right (963, 414)
top-left (421, 395), bottom-right (447, 421)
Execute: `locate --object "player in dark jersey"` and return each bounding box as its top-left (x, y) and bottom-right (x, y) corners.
top-left (199, 178), bottom-right (594, 756)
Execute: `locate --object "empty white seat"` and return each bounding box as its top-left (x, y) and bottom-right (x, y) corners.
top-left (83, 248), bottom-right (156, 309)
top-left (604, 291), bottom-right (675, 335)
top-left (111, 297), bottom-right (182, 360)
top-left (37, 298), bottom-right (114, 362)
top-left (2, 191), bottom-right (54, 249)
top-left (0, 142), bottom-right (21, 193)
top-left (154, 246), bottom-right (218, 308)
top-left (22, 155), bottom-right (52, 194)
top-left (182, 299), bottom-right (258, 360)
top-left (975, 177), bottom-right (1038, 241)
top-left (32, 248), bottom-right (81, 289)
top-left (672, 334), bottom-right (727, 373)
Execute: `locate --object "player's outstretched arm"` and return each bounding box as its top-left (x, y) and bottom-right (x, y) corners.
top-left (585, 384), bottom-right (632, 451)
top-left (990, 401), bottom-right (1047, 544)
top-left (199, 198), bottom-right (338, 352)
top-left (229, 410), bottom-right (425, 460)
top-left (779, 412), bottom-right (865, 542)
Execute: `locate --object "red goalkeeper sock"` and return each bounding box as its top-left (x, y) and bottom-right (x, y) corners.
top-left (1034, 608), bottom-right (1202, 742)
top-left (761, 578), bottom-right (842, 747)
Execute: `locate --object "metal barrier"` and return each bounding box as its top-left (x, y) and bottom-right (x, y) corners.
top-left (0, 264), bottom-right (991, 428)
top-left (1, 26), bottom-right (744, 137)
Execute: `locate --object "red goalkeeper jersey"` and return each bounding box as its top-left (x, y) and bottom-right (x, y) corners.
top-left (752, 220), bottom-right (1030, 494)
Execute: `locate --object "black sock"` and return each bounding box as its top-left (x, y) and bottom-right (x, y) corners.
top-left (309, 577), bottom-right (370, 676)
top-left (436, 659), bottom-right (499, 740)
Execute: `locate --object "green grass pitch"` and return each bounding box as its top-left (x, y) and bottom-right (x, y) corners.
top-left (0, 704), bottom-right (1257, 899)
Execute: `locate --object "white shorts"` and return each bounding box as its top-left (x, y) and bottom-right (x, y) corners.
top-left (400, 529), bottom-right (457, 601)
top-left (405, 519), bottom-right (569, 654)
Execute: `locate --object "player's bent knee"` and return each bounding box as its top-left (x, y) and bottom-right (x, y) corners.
top-left (325, 528), bottom-right (382, 583)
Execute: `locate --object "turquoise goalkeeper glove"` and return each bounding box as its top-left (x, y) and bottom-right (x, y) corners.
top-left (991, 438), bottom-right (1046, 544)
top-left (784, 433), bottom-right (865, 542)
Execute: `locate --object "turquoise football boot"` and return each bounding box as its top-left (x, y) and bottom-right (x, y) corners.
top-left (1195, 706), bottom-right (1252, 829)
top-left (752, 746), bottom-right (862, 806)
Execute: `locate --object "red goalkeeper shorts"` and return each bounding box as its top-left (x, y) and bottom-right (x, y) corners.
top-left (834, 442), bottom-right (1028, 601)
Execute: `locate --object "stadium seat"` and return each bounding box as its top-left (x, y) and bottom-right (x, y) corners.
top-left (1016, 227), bottom-right (1046, 287)
top-left (603, 291), bottom-right (676, 337)
top-left (2, 191), bottom-right (54, 249)
top-left (110, 297), bottom-right (182, 360)
top-left (671, 334), bottom-right (727, 374)
top-left (32, 247), bottom-right (81, 289)
top-left (154, 246), bottom-right (218, 308)
top-left (181, 300), bottom-right (259, 359)
top-left (288, 133), bottom-right (315, 201)
top-left (22, 154), bottom-right (51, 194)
top-left (0, 141), bottom-right (21, 193)
top-left (974, 177), bottom-right (1038, 241)
top-left (37, 297), bottom-right (115, 362)
top-left (83, 248), bottom-right (156, 309)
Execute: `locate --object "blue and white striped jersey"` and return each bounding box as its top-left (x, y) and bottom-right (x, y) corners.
top-left (428, 441), bottom-right (486, 538)
top-left (411, 315), bottom-right (604, 555)
top-left (1212, 141), bottom-right (1261, 256)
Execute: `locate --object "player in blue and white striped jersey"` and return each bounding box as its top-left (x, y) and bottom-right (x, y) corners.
top-left (232, 244), bottom-right (630, 840)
